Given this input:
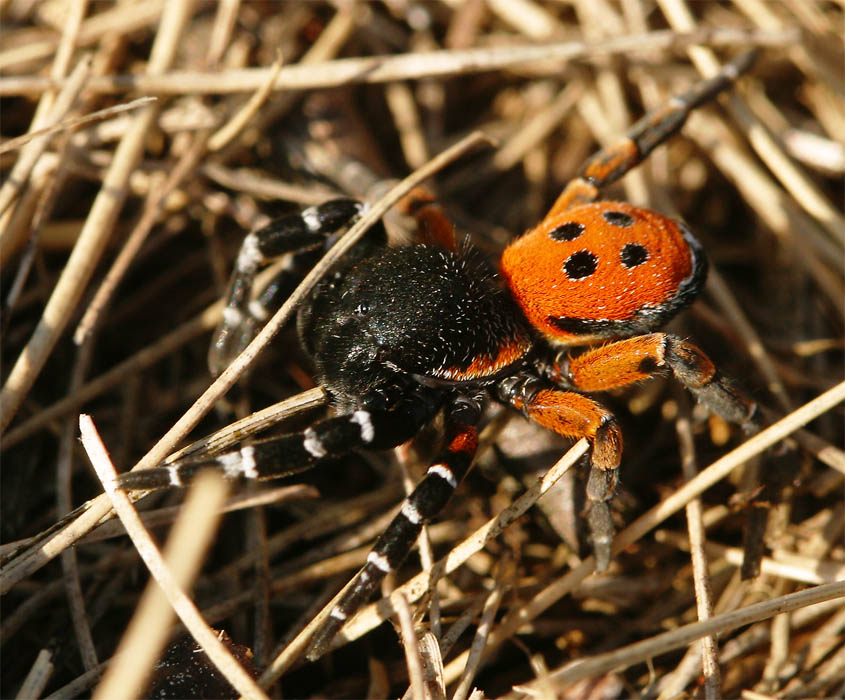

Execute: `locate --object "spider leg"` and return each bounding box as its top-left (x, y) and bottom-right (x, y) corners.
top-left (397, 185), bottom-right (458, 251)
top-left (115, 388), bottom-right (444, 492)
top-left (209, 198), bottom-right (386, 375)
top-left (306, 398), bottom-right (481, 660)
top-left (497, 375), bottom-right (622, 571)
top-left (547, 50), bottom-right (757, 215)
top-left (547, 333), bottom-right (760, 431)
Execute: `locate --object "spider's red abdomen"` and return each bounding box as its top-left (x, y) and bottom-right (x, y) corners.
top-left (500, 201), bottom-right (706, 344)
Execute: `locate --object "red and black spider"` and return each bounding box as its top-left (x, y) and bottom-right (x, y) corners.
top-left (118, 51), bottom-right (760, 660)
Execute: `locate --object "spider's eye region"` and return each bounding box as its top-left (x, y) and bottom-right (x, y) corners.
top-left (602, 210), bottom-right (635, 227)
top-left (563, 250), bottom-right (598, 280)
top-left (620, 242), bottom-right (649, 268)
top-left (549, 221), bottom-right (585, 241)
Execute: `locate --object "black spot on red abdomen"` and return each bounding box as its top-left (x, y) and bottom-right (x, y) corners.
top-left (602, 210), bottom-right (635, 227)
top-left (549, 221), bottom-right (585, 241)
top-left (620, 242), bottom-right (649, 268)
top-left (563, 250), bottom-right (598, 279)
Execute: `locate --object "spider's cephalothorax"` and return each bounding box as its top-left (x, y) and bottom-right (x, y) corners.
top-left (299, 243), bottom-right (532, 408)
top-left (118, 52), bottom-right (761, 660)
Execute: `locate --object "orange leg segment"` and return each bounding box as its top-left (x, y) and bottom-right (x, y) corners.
top-left (544, 51), bottom-right (757, 219)
top-left (557, 333), bottom-right (759, 430)
top-left (521, 389), bottom-right (622, 472)
top-left (566, 334), bottom-right (677, 392)
top-left (546, 177), bottom-right (600, 218)
top-left (507, 386), bottom-right (622, 570)
top-left (397, 185), bottom-right (458, 251)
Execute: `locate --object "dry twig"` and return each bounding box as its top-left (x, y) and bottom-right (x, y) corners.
top-left (2, 4), bottom-right (841, 698)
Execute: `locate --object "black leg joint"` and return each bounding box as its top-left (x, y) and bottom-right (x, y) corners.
top-left (308, 199), bottom-right (365, 231)
top-left (495, 372), bottom-right (545, 411)
top-left (448, 392), bottom-right (483, 426)
top-left (536, 349), bottom-right (573, 387)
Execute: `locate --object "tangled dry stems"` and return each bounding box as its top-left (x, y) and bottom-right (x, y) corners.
top-left (1, 2), bottom-right (843, 699)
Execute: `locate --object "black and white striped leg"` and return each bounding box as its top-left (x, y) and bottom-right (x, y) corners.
top-left (306, 409), bottom-right (481, 660)
top-left (115, 390), bottom-right (444, 492)
top-left (208, 198), bottom-right (367, 376)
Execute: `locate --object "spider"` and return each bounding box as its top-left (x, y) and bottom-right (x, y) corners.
top-left (117, 51), bottom-right (760, 660)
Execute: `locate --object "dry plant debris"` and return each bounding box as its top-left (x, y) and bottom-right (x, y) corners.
top-left (1, 2), bottom-right (843, 699)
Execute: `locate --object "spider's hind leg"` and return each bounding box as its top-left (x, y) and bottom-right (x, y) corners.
top-left (497, 374), bottom-right (623, 571)
top-left (547, 50), bottom-right (757, 215)
top-left (209, 198), bottom-right (386, 376)
top-left (559, 333), bottom-right (761, 432)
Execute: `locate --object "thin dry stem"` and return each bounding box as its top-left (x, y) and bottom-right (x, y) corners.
top-left (0, 97), bottom-right (155, 156)
top-left (207, 52), bottom-right (284, 152)
top-left (492, 81), bottom-right (583, 172)
top-left (200, 163), bottom-right (339, 205)
top-left (0, 28), bottom-right (799, 97)
top-left (397, 593), bottom-right (427, 700)
top-left (451, 567), bottom-right (508, 700)
top-left (720, 597), bottom-right (843, 663)
top-left (57, 338), bottom-right (99, 674)
top-left (656, 532), bottom-right (845, 585)
top-left (43, 663), bottom-right (109, 700)
top-left (675, 402), bottom-right (721, 699)
top-left (73, 131), bottom-right (212, 343)
top-left (14, 648), bottom-right (54, 700)
top-left (79, 415), bottom-right (264, 700)
top-left (706, 269), bottom-right (792, 413)
top-left (486, 0), bottom-right (561, 38)
top-left (517, 581), bottom-right (845, 689)
top-left (73, 485), bottom-right (318, 547)
top-left (0, 55), bottom-right (91, 219)
top-left (385, 82), bottom-right (430, 170)
top-left (0, 0), bottom-right (194, 431)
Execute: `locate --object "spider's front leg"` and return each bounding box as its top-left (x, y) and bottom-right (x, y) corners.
top-left (305, 396), bottom-right (482, 660)
top-left (115, 387), bottom-right (444, 492)
top-left (396, 185), bottom-right (458, 251)
top-left (209, 198), bottom-right (375, 376)
top-left (497, 374), bottom-right (623, 571)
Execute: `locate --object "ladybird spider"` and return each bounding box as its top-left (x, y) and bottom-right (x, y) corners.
top-left (118, 52), bottom-right (760, 659)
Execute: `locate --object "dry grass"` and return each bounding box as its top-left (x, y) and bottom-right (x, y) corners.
top-left (1, 2), bottom-right (843, 699)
